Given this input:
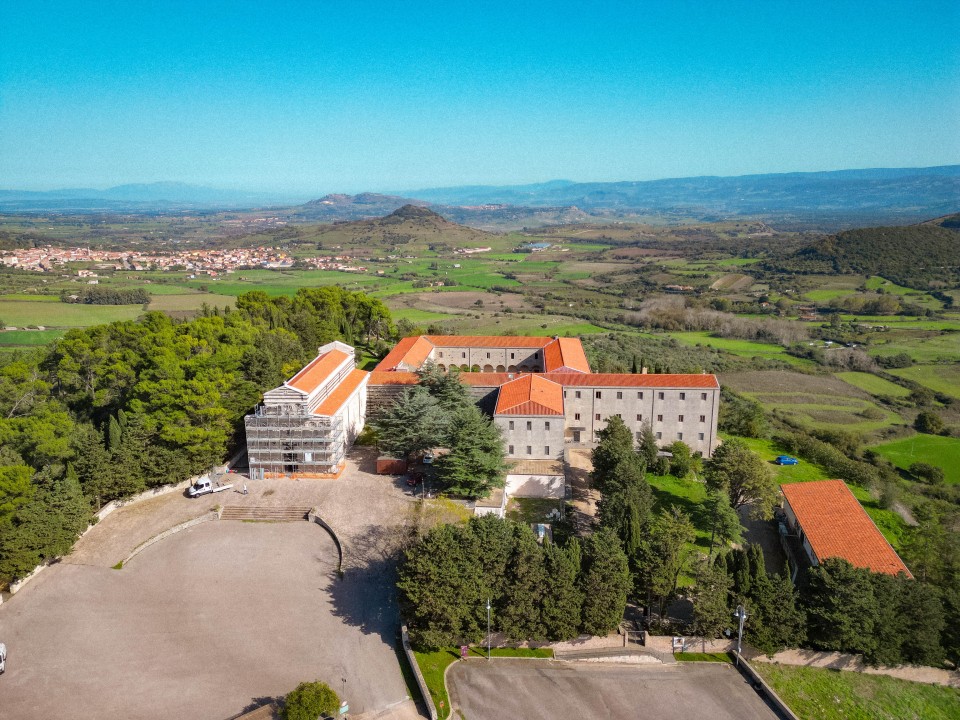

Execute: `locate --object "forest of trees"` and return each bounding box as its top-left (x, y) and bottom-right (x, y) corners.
top-left (0, 287), bottom-right (394, 585)
top-left (60, 287), bottom-right (151, 305)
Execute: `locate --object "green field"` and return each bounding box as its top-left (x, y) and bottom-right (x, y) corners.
top-left (146, 293), bottom-right (236, 312)
top-left (835, 371), bottom-right (910, 397)
top-left (889, 364), bottom-right (960, 398)
top-left (750, 663), bottom-right (960, 720)
top-left (0, 299), bottom-right (145, 327)
top-left (872, 434), bottom-right (960, 485)
top-left (0, 328), bottom-right (66, 346)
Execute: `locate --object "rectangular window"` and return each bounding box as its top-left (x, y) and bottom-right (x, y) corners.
top-left (680, 392), bottom-right (686, 400)
top-left (526, 446), bottom-right (532, 455)
top-left (595, 413), bottom-right (601, 421)
top-left (638, 391), bottom-right (644, 399)
top-left (438, 351), bottom-right (443, 358)
top-left (575, 391), bottom-right (582, 399)
top-left (701, 392), bottom-right (707, 401)
top-left (508, 421), bottom-right (514, 430)
top-left (511, 352), bottom-right (515, 359)
top-left (678, 415), bottom-right (684, 422)
top-left (564, 390), bottom-right (567, 398)
top-left (699, 415), bottom-right (706, 423)
top-left (657, 414), bottom-right (663, 422)
top-left (486, 352), bottom-right (490, 359)
top-left (656, 431), bottom-right (662, 440)
top-left (574, 413), bottom-right (581, 421)
top-left (462, 352), bottom-right (466, 358)
top-left (508, 445), bottom-right (514, 454)
top-left (595, 391), bottom-right (602, 399)
top-left (545, 421), bottom-right (551, 431)
top-left (698, 433), bottom-right (705, 441)
top-left (616, 391), bottom-right (623, 400)
top-left (544, 446), bottom-right (550, 455)
top-left (677, 432), bottom-right (683, 440)
top-left (658, 391), bottom-right (665, 400)
top-left (535, 352), bottom-right (539, 359)
top-left (636, 414), bottom-right (642, 421)
top-left (526, 421), bottom-right (532, 431)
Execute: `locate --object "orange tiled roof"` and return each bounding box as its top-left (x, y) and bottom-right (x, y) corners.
top-left (543, 337), bottom-right (591, 373)
top-left (314, 368), bottom-right (368, 416)
top-left (495, 375), bottom-right (564, 416)
top-left (781, 480), bottom-right (912, 577)
top-left (427, 335), bottom-right (554, 348)
top-left (286, 349), bottom-right (351, 394)
top-left (374, 336), bottom-right (434, 371)
top-left (546, 372), bottom-right (719, 388)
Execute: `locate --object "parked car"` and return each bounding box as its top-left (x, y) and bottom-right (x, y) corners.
top-left (422, 453), bottom-right (435, 465)
top-left (406, 472), bottom-right (424, 487)
top-left (775, 455), bottom-right (799, 466)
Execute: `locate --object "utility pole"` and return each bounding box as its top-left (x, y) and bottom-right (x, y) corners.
top-left (733, 605), bottom-right (747, 666)
top-left (486, 599), bottom-right (491, 661)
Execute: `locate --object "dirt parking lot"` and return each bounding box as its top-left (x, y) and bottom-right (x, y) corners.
top-left (447, 659), bottom-right (782, 720)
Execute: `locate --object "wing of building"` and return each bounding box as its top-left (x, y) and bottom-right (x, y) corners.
top-left (780, 479), bottom-right (912, 577)
top-left (369, 335), bottom-right (720, 460)
top-left (245, 341), bottom-right (368, 479)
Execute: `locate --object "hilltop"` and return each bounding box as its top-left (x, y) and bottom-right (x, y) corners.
top-left (304, 204), bottom-right (498, 251)
top-left (769, 222), bottom-right (960, 289)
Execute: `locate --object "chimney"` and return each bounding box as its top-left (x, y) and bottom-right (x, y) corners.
top-left (641, 367), bottom-right (648, 374)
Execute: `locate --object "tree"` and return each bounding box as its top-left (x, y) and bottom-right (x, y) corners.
top-left (667, 441), bottom-right (692, 478)
top-left (746, 571), bottom-right (805, 655)
top-left (433, 404), bottom-right (507, 498)
top-left (690, 556), bottom-right (732, 639)
top-left (591, 415), bottom-right (642, 494)
top-left (638, 423), bottom-right (659, 469)
top-left (499, 525), bottom-right (548, 640)
top-left (540, 542), bottom-right (583, 640)
top-left (802, 558), bottom-right (878, 656)
top-left (704, 439), bottom-right (776, 519)
top-left (914, 411), bottom-right (944, 435)
top-left (597, 481), bottom-right (649, 555)
top-left (909, 462), bottom-right (945, 485)
top-left (579, 528), bottom-right (631, 636)
top-left (282, 681), bottom-right (340, 720)
top-left (705, 491), bottom-right (743, 558)
top-left (416, 363), bottom-right (471, 413)
top-left (371, 386), bottom-right (447, 459)
top-left (635, 507), bottom-right (696, 618)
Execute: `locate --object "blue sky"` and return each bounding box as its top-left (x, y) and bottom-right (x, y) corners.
top-left (1, 1), bottom-right (958, 193)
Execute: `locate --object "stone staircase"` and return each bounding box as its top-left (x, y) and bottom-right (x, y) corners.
top-left (219, 506), bottom-right (312, 522)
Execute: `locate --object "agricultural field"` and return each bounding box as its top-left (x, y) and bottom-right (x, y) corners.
top-left (889, 364), bottom-right (960, 399)
top-left (0, 298), bottom-right (145, 327)
top-left (664, 331), bottom-right (809, 366)
top-left (750, 663), bottom-right (960, 720)
top-left (835, 371), bottom-right (910, 397)
top-left (872, 434), bottom-right (960, 485)
top-left (719, 371), bottom-right (903, 439)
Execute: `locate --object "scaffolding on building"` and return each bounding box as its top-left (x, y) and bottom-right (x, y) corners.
top-left (245, 408), bottom-right (345, 478)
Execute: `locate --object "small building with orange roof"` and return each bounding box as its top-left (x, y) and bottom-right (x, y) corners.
top-left (780, 480), bottom-right (912, 578)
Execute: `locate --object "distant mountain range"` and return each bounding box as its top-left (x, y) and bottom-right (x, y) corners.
top-left (1, 166), bottom-right (957, 227)
top-left (0, 182), bottom-right (304, 211)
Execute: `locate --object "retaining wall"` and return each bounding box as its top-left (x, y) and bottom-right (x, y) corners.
top-left (732, 652), bottom-right (802, 720)
top-left (401, 624), bottom-right (438, 720)
top-left (642, 631), bottom-right (735, 654)
top-left (121, 511), bottom-right (220, 566)
top-left (308, 508), bottom-right (344, 576)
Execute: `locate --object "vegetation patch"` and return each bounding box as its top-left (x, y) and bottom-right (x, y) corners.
top-left (872, 434), bottom-right (960, 485)
top-left (890, 364), bottom-right (960, 399)
top-left (674, 651), bottom-right (731, 663)
top-left (750, 663), bottom-right (960, 720)
top-left (835, 371), bottom-right (910, 397)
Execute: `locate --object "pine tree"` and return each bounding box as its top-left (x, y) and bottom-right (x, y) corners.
top-left (706, 491), bottom-right (743, 558)
top-left (371, 386), bottom-right (448, 458)
top-left (705, 438), bottom-right (777, 519)
top-left (541, 542), bottom-right (583, 640)
top-left (500, 525), bottom-right (548, 640)
top-left (579, 527), bottom-right (631, 636)
top-left (434, 405), bottom-right (507, 498)
top-left (802, 558), bottom-right (879, 656)
top-left (690, 555), bottom-right (732, 639)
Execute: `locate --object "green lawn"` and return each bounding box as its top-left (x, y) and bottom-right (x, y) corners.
top-left (835, 371), bottom-right (910, 398)
top-left (647, 473), bottom-right (711, 556)
top-left (674, 652), bottom-right (732, 663)
top-left (751, 663), bottom-right (960, 720)
top-left (890, 364), bottom-right (960, 399)
top-left (0, 329), bottom-right (66, 346)
top-left (872, 434), bottom-right (960, 485)
top-left (0, 299), bottom-right (145, 327)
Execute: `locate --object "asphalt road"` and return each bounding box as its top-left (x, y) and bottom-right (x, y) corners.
top-left (447, 658), bottom-right (782, 720)
top-left (0, 521), bottom-right (414, 720)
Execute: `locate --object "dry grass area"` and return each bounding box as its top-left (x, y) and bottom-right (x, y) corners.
top-left (721, 370), bottom-right (865, 397)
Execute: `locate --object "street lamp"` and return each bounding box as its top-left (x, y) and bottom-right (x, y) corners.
top-left (733, 605), bottom-right (747, 666)
top-left (486, 599), bottom-right (491, 661)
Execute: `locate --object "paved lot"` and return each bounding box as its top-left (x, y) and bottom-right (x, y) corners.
top-left (0, 449), bottom-right (425, 720)
top-left (447, 659), bottom-right (782, 720)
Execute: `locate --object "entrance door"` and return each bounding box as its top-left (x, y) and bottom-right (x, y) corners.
top-left (573, 431), bottom-right (581, 443)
